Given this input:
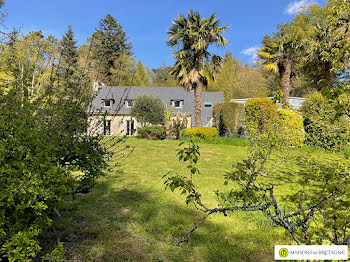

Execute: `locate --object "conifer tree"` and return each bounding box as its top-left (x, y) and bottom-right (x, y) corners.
top-left (90, 14), bottom-right (133, 84)
top-left (133, 60), bottom-right (151, 86)
top-left (60, 25), bottom-right (78, 87)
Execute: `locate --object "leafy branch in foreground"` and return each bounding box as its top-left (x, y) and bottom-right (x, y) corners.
top-left (163, 141), bottom-right (350, 246)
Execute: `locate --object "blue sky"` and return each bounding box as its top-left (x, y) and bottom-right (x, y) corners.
top-left (4, 0), bottom-right (318, 69)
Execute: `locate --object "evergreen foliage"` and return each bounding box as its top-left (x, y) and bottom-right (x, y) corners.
top-left (59, 25), bottom-right (78, 87)
top-left (137, 126), bottom-right (166, 140)
top-left (90, 14), bottom-right (133, 84)
top-left (130, 94), bottom-right (165, 126)
top-left (167, 10), bottom-right (230, 127)
top-left (133, 60), bottom-right (151, 86)
top-left (109, 53), bottom-right (136, 86)
top-left (300, 91), bottom-right (350, 151)
top-left (181, 127), bottom-right (218, 139)
top-left (213, 102), bottom-right (245, 137)
top-left (152, 64), bottom-right (178, 87)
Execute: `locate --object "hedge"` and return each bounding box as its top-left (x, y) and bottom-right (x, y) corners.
top-left (213, 102), bottom-right (245, 137)
top-left (245, 98), bottom-right (279, 141)
top-left (277, 109), bottom-right (305, 148)
top-left (181, 127), bottom-right (218, 139)
top-left (137, 126), bottom-right (166, 140)
top-left (300, 92), bottom-right (350, 151)
top-left (245, 99), bottom-right (305, 147)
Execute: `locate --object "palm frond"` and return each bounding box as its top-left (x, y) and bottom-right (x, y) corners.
top-left (263, 63), bottom-right (278, 73)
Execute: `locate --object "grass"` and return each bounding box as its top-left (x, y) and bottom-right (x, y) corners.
top-left (181, 136), bottom-right (250, 146)
top-left (51, 137), bottom-right (348, 262)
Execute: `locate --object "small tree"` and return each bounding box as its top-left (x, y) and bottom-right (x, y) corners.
top-left (173, 112), bottom-right (187, 140)
top-left (164, 104), bottom-right (174, 140)
top-left (130, 94), bottom-right (165, 126)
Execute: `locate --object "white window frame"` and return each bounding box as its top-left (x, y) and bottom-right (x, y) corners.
top-left (171, 100), bottom-right (183, 109)
top-left (125, 99), bottom-right (133, 108)
top-left (104, 99), bottom-right (113, 108)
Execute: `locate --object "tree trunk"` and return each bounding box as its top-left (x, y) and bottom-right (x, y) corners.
top-left (165, 120), bottom-right (172, 140)
top-left (194, 81), bottom-right (202, 127)
top-left (280, 58), bottom-right (291, 102)
top-left (324, 61), bottom-right (336, 88)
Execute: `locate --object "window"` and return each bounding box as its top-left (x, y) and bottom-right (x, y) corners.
top-left (126, 120), bottom-right (135, 136)
top-left (207, 117), bottom-right (212, 122)
top-left (204, 101), bottom-right (212, 108)
top-left (104, 99), bottom-right (114, 107)
top-left (103, 119), bottom-right (111, 136)
top-left (125, 100), bottom-right (133, 108)
top-left (171, 100), bottom-right (183, 108)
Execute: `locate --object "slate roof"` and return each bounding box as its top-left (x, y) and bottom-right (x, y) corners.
top-left (89, 86), bottom-right (224, 127)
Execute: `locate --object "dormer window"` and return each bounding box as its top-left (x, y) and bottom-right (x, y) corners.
top-left (125, 99), bottom-right (133, 108)
top-left (204, 101), bottom-right (212, 108)
top-left (104, 99), bottom-right (114, 107)
top-left (171, 100), bottom-right (183, 109)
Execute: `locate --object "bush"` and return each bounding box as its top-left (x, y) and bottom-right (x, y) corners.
top-left (0, 90), bottom-right (111, 260)
top-left (181, 127), bottom-right (218, 139)
top-left (300, 92), bottom-right (350, 151)
top-left (130, 94), bottom-right (165, 126)
top-left (137, 126), bottom-right (166, 140)
top-left (213, 102), bottom-right (245, 137)
top-left (245, 98), bottom-right (279, 141)
top-left (245, 99), bottom-right (305, 148)
top-left (277, 109), bottom-right (305, 148)
top-left (300, 92), bottom-right (334, 121)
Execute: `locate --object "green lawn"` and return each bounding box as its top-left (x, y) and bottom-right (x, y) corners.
top-left (53, 137), bottom-right (347, 262)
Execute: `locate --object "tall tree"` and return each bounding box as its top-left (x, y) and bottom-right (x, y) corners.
top-left (258, 23), bottom-right (301, 101)
top-left (90, 14), bottom-right (132, 84)
top-left (133, 60), bottom-right (151, 86)
top-left (167, 10), bottom-right (230, 127)
top-left (59, 25), bottom-right (78, 89)
top-left (152, 62), bottom-right (178, 87)
top-left (0, 31), bottom-right (59, 100)
top-left (109, 53), bottom-right (135, 86)
top-left (208, 53), bottom-right (268, 101)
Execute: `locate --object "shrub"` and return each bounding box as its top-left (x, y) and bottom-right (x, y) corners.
top-left (300, 92), bottom-right (350, 151)
top-left (245, 99), bottom-right (305, 148)
top-left (277, 109), bottom-right (305, 148)
top-left (300, 92), bottom-right (334, 121)
top-left (0, 90), bottom-right (112, 261)
top-left (130, 94), bottom-right (165, 126)
top-left (137, 126), bottom-right (166, 140)
top-left (213, 102), bottom-right (245, 137)
top-left (181, 127), bottom-right (218, 139)
top-left (245, 98), bottom-right (278, 141)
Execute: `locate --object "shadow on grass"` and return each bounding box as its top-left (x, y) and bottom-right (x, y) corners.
top-left (41, 173), bottom-right (276, 262)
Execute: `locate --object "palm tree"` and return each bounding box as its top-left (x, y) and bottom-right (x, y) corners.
top-left (167, 10), bottom-right (230, 127)
top-left (258, 24), bottom-right (301, 102)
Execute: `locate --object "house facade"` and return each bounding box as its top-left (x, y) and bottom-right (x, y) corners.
top-left (88, 85), bottom-right (224, 136)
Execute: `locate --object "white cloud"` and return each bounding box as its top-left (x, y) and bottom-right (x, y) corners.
top-left (285, 0), bottom-right (315, 15)
top-left (241, 46), bottom-right (259, 60)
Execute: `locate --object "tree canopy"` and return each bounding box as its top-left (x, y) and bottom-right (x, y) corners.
top-left (130, 94), bottom-right (165, 126)
top-left (167, 10), bottom-right (230, 127)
